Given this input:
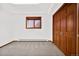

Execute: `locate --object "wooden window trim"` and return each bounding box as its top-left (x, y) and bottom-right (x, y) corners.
top-left (26, 16), bottom-right (41, 29)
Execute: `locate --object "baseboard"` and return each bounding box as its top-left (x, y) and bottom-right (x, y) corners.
top-left (0, 40), bottom-right (14, 48)
top-left (0, 39), bottom-right (52, 48)
top-left (16, 39), bottom-right (51, 42)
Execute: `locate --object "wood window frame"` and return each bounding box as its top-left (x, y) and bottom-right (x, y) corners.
top-left (26, 16), bottom-right (41, 29)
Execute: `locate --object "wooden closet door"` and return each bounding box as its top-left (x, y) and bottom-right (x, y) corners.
top-left (53, 12), bottom-right (61, 48)
top-left (60, 7), bottom-right (67, 55)
top-left (53, 14), bottom-right (57, 45)
top-left (66, 4), bottom-right (76, 55)
top-left (56, 12), bottom-right (61, 48)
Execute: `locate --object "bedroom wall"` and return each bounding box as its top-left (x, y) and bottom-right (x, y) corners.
top-left (8, 3), bottom-right (63, 41)
top-left (4, 3), bottom-right (54, 41)
top-left (0, 10), bottom-right (14, 47)
top-left (11, 12), bottom-right (52, 41)
top-left (0, 3), bottom-right (63, 47)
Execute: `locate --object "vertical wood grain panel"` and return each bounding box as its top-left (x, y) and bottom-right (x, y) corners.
top-left (60, 7), bottom-right (67, 55)
top-left (66, 4), bottom-right (76, 55)
top-left (76, 3), bottom-right (79, 55)
top-left (53, 3), bottom-right (77, 56)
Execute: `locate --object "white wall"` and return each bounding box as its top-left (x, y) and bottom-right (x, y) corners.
top-left (0, 10), bottom-right (14, 47)
top-left (0, 3), bottom-right (63, 47)
top-left (10, 3), bottom-right (63, 41)
top-left (11, 12), bottom-right (52, 41)
top-left (3, 3), bottom-right (53, 41)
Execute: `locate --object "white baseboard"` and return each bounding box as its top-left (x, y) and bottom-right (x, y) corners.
top-left (0, 39), bottom-right (52, 47)
top-left (16, 39), bottom-right (51, 42)
top-left (0, 39), bottom-right (14, 48)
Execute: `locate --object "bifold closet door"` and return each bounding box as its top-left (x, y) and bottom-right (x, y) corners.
top-left (53, 3), bottom-right (77, 55)
top-left (54, 14), bottom-right (59, 46)
top-left (53, 12), bottom-right (61, 48)
top-left (53, 14), bottom-right (57, 45)
top-left (66, 4), bottom-right (76, 55)
top-left (60, 7), bottom-right (67, 55)
top-left (56, 12), bottom-right (61, 48)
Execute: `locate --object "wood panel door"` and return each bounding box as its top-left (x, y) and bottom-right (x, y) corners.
top-left (56, 12), bottom-right (61, 48)
top-left (53, 3), bottom-right (77, 56)
top-left (66, 4), bottom-right (76, 55)
top-left (53, 12), bottom-right (61, 48)
top-left (53, 14), bottom-right (57, 45)
top-left (60, 7), bottom-right (67, 55)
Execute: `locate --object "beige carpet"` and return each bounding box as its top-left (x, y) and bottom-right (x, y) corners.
top-left (0, 41), bottom-right (64, 56)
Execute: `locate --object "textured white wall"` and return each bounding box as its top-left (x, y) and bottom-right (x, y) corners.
top-left (11, 13), bottom-right (52, 41)
top-left (0, 3), bottom-right (63, 46)
top-left (9, 3), bottom-right (63, 41)
top-left (2, 3), bottom-right (53, 41)
top-left (0, 11), bottom-right (14, 47)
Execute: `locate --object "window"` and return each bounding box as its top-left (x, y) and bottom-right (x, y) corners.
top-left (26, 17), bottom-right (41, 29)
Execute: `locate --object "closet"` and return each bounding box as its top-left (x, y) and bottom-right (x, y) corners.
top-left (53, 3), bottom-right (79, 56)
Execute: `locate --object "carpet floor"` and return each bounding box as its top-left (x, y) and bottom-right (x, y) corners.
top-left (0, 41), bottom-right (64, 56)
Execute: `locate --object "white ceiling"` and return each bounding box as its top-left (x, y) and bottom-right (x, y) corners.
top-left (0, 3), bottom-right (63, 14)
